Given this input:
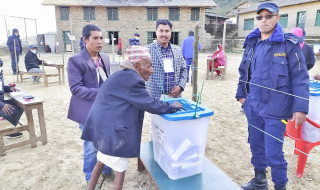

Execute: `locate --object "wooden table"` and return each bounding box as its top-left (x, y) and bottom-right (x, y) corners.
top-left (44, 63), bottom-right (65, 85)
top-left (0, 92), bottom-right (47, 155)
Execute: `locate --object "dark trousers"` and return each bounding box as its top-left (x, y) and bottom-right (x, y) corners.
top-left (0, 100), bottom-right (24, 126)
top-left (10, 51), bottom-right (19, 74)
top-left (186, 58), bottom-right (193, 82)
top-left (243, 102), bottom-right (288, 188)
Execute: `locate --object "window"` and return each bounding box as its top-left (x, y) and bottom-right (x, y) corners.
top-left (83, 7), bottom-right (95, 20)
top-left (243, 18), bottom-right (254, 30)
top-left (169, 8), bottom-right (180, 21)
top-left (147, 32), bottom-right (157, 44)
top-left (108, 31), bottom-right (119, 45)
top-left (296, 11), bottom-right (306, 28)
top-left (60, 7), bottom-right (70, 20)
top-left (279, 14), bottom-right (288, 28)
top-left (170, 32), bottom-right (179, 45)
top-left (107, 7), bottom-right (119, 20)
top-left (147, 8), bottom-right (158, 21)
top-left (316, 10), bottom-right (320, 26)
top-left (191, 8), bottom-right (200, 21)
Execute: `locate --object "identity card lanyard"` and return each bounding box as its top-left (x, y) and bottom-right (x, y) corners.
top-left (93, 58), bottom-right (107, 82)
top-left (163, 58), bottom-right (174, 92)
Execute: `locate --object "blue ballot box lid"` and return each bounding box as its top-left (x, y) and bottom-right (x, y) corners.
top-left (310, 80), bottom-right (320, 96)
top-left (160, 98), bottom-right (214, 121)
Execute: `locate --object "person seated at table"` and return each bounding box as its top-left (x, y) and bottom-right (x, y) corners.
top-left (45, 43), bottom-right (51, 53)
top-left (208, 44), bottom-right (225, 76)
top-left (81, 46), bottom-right (182, 190)
top-left (0, 58), bottom-right (24, 138)
top-left (24, 45), bottom-right (46, 82)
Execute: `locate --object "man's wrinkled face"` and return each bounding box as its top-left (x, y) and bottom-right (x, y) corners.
top-left (84, 31), bottom-right (103, 53)
top-left (135, 58), bottom-right (154, 81)
top-left (257, 9), bottom-right (280, 35)
top-left (156, 24), bottom-right (172, 46)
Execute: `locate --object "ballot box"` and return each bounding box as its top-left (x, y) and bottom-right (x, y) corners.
top-left (302, 80), bottom-right (320, 142)
top-left (151, 98), bottom-right (214, 180)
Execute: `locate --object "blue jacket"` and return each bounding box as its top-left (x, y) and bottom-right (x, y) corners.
top-left (236, 23), bottom-right (309, 119)
top-left (302, 43), bottom-right (316, 70)
top-left (79, 38), bottom-right (85, 51)
top-left (81, 69), bottom-right (179, 157)
top-left (129, 38), bottom-right (140, 46)
top-left (182, 35), bottom-right (201, 59)
top-left (24, 50), bottom-right (42, 71)
top-left (0, 68), bottom-right (12, 109)
top-left (7, 29), bottom-right (22, 54)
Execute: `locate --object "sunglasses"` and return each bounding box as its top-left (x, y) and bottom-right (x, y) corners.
top-left (256, 14), bottom-right (278, 20)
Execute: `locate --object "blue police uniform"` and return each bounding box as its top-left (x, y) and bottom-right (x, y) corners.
top-left (236, 23), bottom-right (309, 188)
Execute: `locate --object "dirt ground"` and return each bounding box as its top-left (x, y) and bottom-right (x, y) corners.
top-left (0, 51), bottom-right (319, 190)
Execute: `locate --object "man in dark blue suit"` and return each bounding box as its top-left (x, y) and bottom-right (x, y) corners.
top-left (82, 46), bottom-right (182, 190)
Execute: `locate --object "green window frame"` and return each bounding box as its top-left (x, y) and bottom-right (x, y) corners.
top-left (147, 8), bottom-right (158, 21)
top-left (191, 8), bottom-right (200, 21)
top-left (169, 8), bottom-right (180, 21)
top-left (296, 11), bottom-right (306, 28)
top-left (170, 32), bottom-right (179, 45)
top-left (279, 14), bottom-right (288, 28)
top-left (147, 32), bottom-right (157, 44)
top-left (316, 10), bottom-right (320, 26)
top-left (60, 7), bottom-right (70, 20)
top-left (108, 31), bottom-right (119, 45)
top-left (83, 7), bottom-right (95, 20)
top-left (107, 7), bottom-right (119, 20)
top-left (244, 18), bottom-right (254, 30)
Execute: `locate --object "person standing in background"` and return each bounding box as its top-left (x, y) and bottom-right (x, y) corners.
top-left (7, 29), bottom-right (22, 75)
top-left (129, 33), bottom-right (140, 46)
top-left (182, 30), bottom-right (201, 83)
top-left (291, 27), bottom-right (316, 71)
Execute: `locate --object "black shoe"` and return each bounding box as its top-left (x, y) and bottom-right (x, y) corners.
top-left (275, 185), bottom-right (286, 190)
top-left (6, 132), bottom-right (23, 139)
top-left (241, 169), bottom-right (268, 190)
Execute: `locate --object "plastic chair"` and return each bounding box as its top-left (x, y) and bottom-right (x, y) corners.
top-left (285, 117), bottom-right (320, 178)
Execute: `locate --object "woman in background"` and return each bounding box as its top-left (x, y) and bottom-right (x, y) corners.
top-left (291, 27), bottom-right (316, 71)
top-left (208, 44), bottom-right (225, 76)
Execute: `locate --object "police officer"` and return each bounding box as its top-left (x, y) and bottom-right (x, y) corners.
top-left (236, 2), bottom-right (309, 190)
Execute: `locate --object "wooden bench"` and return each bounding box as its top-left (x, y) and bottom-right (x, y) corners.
top-left (0, 93), bottom-right (47, 156)
top-left (18, 61), bottom-right (64, 87)
top-left (138, 142), bottom-right (241, 190)
top-left (19, 71), bottom-right (59, 87)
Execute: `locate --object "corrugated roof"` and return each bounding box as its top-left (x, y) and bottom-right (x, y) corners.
top-left (239, 0), bottom-right (320, 14)
top-left (42, 0), bottom-right (217, 7)
top-left (206, 13), bottom-right (229, 19)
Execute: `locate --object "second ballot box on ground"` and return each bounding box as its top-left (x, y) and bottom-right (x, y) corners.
top-left (302, 80), bottom-right (320, 142)
top-left (151, 98), bottom-right (214, 180)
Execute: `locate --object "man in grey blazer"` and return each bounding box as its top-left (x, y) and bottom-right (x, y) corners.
top-left (67, 24), bottom-right (111, 182)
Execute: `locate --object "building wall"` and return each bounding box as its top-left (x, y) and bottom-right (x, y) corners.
top-left (238, 1), bottom-right (320, 37)
top-left (54, 6), bottom-right (206, 53)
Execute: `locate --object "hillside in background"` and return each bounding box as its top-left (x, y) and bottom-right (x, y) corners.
top-left (213, 0), bottom-right (263, 15)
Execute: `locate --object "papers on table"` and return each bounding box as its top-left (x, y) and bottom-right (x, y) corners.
top-left (9, 91), bottom-right (25, 97)
top-left (45, 61), bottom-right (54, 65)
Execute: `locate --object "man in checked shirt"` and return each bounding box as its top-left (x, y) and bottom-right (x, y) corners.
top-left (146, 19), bottom-right (187, 140)
top-left (146, 19), bottom-right (187, 100)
